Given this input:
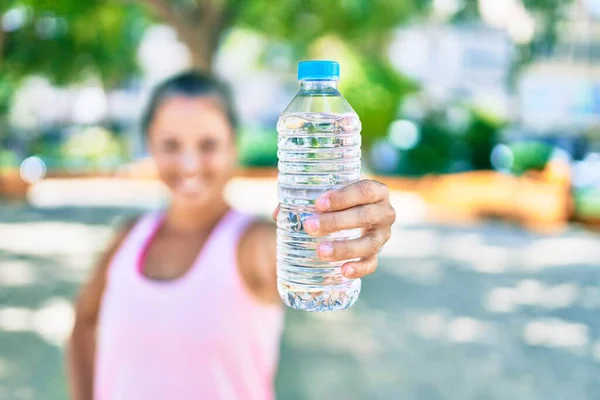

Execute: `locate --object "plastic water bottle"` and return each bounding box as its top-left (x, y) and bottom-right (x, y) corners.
top-left (276, 60), bottom-right (362, 312)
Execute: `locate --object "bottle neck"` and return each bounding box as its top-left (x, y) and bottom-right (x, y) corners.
top-left (300, 79), bottom-right (339, 91)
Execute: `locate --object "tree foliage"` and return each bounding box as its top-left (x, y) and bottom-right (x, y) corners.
top-left (0, 0), bottom-right (423, 146)
top-left (0, 0), bottom-right (575, 158)
top-left (0, 0), bottom-right (576, 86)
top-left (1, 0), bottom-right (147, 85)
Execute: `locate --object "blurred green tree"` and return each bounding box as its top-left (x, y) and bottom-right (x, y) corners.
top-left (1, 0), bottom-right (420, 81)
top-left (136, 0), bottom-right (422, 148)
top-left (0, 0), bottom-right (575, 163)
top-left (0, 0), bottom-right (147, 141)
top-left (138, 0), bottom-right (420, 70)
top-left (463, 111), bottom-right (504, 170)
top-left (2, 0), bottom-right (573, 81)
top-left (1, 0), bottom-right (146, 85)
top-left (1, 0), bottom-right (422, 149)
top-left (450, 0), bottom-right (575, 63)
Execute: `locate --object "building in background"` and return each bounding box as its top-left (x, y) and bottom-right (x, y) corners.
top-left (388, 22), bottom-right (515, 120)
top-left (517, 2), bottom-right (600, 144)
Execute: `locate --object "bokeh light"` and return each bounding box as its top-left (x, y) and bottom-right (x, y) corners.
top-left (478, 0), bottom-right (517, 28)
top-left (35, 13), bottom-right (58, 40)
top-left (507, 6), bottom-right (536, 44)
top-left (490, 144), bottom-right (514, 171)
top-left (2, 7), bottom-right (28, 32)
top-left (137, 25), bottom-right (191, 84)
top-left (432, 0), bottom-right (462, 20)
top-left (478, 0), bottom-right (535, 43)
top-left (72, 85), bottom-right (108, 125)
top-left (584, 0), bottom-right (600, 17)
top-left (19, 156), bottom-right (47, 184)
top-left (388, 120), bottom-right (420, 150)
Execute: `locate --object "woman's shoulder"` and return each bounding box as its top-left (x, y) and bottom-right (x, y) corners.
top-left (235, 214), bottom-right (279, 304)
top-left (102, 215), bottom-right (143, 261)
top-left (72, 214), bottom-right (145, 324)
top-left (103, 209), bottom-right (164, 258)
top-left (237, 213), bottom-right (275, 238)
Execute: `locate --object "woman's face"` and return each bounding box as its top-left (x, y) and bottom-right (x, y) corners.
top-left (147, 95), bottom-right (236, 207)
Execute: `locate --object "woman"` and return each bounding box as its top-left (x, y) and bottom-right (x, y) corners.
top-left (67, 71), bottom-right (396, 400)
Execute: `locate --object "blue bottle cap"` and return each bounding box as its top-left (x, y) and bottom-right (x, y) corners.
top-left (298, 60), bottom-right (340, 81)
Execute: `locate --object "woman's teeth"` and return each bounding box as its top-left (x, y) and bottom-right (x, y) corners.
top-left (179, 178), bottom-right (202, 192)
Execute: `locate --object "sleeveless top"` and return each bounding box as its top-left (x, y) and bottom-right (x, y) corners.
top-left (94, 209), bottom-right (284, 400)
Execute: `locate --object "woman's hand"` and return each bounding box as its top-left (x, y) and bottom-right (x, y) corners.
top-left (274, 179), bottom-right (396, 279)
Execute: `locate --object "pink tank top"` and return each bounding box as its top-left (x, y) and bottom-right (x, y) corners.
top-left (95, 209), bottom-right (284, 400)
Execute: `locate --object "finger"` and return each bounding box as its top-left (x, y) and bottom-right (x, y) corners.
top-left (341, 255), bottom-right (378, 279)
top-left (315, 180), bottom-right (389, 212)
top-left (317, 229), bottom-right (390, 261)
top-left (272, 205), bottom-right (280, 222)
top-left (304, 203), bottom-right (394, 236)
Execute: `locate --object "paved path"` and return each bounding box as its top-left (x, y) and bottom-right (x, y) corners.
top-left (1, 203), bottom-right (600, 399)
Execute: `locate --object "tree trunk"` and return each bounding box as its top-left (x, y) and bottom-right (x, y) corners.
top-left (175, 22), bottom-right (221, 72)
top-left (140, 0), bottom-right (232, 73)
top-left (190, 45), bottom-right (213, 71)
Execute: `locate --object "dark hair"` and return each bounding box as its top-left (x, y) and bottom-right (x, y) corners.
top-left (141, 70), bottom-right (238, 136)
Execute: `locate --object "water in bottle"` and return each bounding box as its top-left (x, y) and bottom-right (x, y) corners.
top-left (276, 60), bottom-right (362, 312)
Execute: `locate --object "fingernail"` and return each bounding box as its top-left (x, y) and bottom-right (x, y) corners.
top-left (345, 266), bottom-right (356, 278)
top-left (304, 217), bottom-right (319, 233)
top-left (319, 243), bottom-right (333, 258)
top-left (316, 196), bottom-right (331, 211)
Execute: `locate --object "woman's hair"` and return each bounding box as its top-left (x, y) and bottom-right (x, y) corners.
top-left (141, 70), bottom-right (238, 136)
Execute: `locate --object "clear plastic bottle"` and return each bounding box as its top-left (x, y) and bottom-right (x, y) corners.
top-left (276, 60), bottom-right (362, 312)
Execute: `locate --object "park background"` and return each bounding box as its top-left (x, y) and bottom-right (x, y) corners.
top-left (2, 0), bottom-right (600, 399)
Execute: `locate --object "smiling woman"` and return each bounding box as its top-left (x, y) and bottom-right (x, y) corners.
top-left (66, 70), bottom-right (395, 400)
top-left (142, 72), bottom-right (238, 205)
top-left (148, 96), bottom-right (236, 202)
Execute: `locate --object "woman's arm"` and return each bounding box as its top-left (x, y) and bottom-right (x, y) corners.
top-left (67, 220), bottom-right (136, 400)
top-left (238, 179), bottom-right (396, 304)
top-left (237, 220), bottom-right (279, 303)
